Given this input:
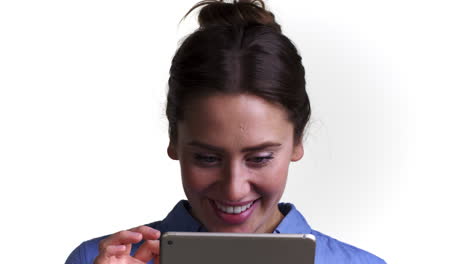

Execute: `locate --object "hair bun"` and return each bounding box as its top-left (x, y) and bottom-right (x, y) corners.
top-left (182, 0), bottom-right (281, 32)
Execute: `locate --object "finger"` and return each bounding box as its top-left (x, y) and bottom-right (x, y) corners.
top-left (133, 239), bottom-right (160, 263)
top-left (102, 245), bottom-right (127, 257)
top-left (94, 246), bottom-right (127, 264)
top-left (128, 226), bottom-right (161, 241)
top-left (99, 230), bottom-right (143, 252)
top-left (94, 254), bottom-right (146, 264)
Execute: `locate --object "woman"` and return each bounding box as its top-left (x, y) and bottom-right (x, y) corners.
top-left (66, 1), bottom-right (386, 263)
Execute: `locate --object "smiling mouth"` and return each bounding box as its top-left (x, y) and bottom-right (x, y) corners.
top-left (208, 198), bottom-right (260, 226)
top-left (214, 200), bottom-right (255, 214)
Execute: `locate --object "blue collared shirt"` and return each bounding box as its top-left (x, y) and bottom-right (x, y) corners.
top-left (65, 200), bottom-right (385, 264)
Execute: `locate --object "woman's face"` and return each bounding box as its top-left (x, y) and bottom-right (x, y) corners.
top-left (168, 94), bottom-right (303, 233)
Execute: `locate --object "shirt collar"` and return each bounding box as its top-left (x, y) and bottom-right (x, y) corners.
top-left (274, 202), bottom-right (313, 234)
top-left (159, 200), bottom-right (206, 232)
top-left (160, 200), bottom-right (312, 234)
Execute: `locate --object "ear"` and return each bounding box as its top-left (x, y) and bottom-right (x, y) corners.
top-left (291, 142), bottom-right (304, 162)
top-left (167, 141), bottom-right (179, 160)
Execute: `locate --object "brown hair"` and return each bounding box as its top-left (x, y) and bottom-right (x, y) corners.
top-left (167, 0), bottom-right (310, 144)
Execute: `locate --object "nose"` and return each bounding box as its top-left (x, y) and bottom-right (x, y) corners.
top-left (220, 160), bottom-right (250, 202)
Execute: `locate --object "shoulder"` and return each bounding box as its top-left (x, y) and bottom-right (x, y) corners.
top-left (65, 221), bottom-right (163, 264)
top-left (277, 202), bottom-right (385, 263)
top-left (279, 202), bottom-right (386, 264)
top-left (311, 229), bottom-right (386, 264)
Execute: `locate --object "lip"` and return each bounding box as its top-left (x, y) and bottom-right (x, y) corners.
top-left (214, 199), bottom-right (257, 206)
top-left (209, 198), bottom-right (259, 225)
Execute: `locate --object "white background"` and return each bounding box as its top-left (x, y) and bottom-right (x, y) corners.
top-left (1, 0), bottom-right (467, 263)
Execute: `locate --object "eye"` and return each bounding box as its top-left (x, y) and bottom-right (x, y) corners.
top-left (247, 154), bottom-right (274, 167)
top-left (194, 154), bottom-right (220, 166)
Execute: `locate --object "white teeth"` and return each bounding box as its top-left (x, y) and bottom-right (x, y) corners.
top-left (215, 201), bottom-right (254, 214)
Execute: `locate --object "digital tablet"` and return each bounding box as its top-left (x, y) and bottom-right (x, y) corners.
top-left (160, 232), bottom-right (315, 264)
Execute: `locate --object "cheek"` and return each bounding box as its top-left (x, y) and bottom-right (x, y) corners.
top-left (180, 162), bottom-right (217, 195)
top-left (254, 160), bottom-right (290, 195)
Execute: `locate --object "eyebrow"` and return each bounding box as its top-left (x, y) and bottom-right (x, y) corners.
top-left (187, 141), bottom-right (282, 153)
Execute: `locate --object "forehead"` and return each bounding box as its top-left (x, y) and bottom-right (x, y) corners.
top-left (178, 94), bottom-right (294, 148)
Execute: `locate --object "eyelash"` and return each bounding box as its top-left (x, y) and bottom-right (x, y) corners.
top-left (194, 154), bottom-right (274, 167)
top-left (248, 156), bottom-right (274, 165)
top-left (194, 154), bottom-right (220, 165)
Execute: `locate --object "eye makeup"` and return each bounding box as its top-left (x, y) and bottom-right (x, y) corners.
top-left (192, 152), bottom-right (275, 168)
top-left (246, 152), bottom-right (274, 168)
top-left (193, 153), bottom-right (221, 167)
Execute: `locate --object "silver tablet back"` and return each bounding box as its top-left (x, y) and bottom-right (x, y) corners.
top-left (160, 232), bottom-right (315, 264)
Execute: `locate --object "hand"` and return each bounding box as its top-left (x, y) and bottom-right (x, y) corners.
top-left (94, 225), bottom-right (161, 264)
